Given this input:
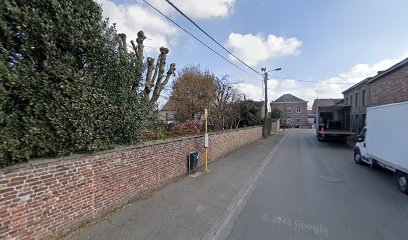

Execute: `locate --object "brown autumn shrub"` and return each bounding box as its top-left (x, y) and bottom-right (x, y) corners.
top-left (171, 120), bottom-right (202, 136)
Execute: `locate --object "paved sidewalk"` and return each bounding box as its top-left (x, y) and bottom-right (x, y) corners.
top-left (70, 132), bottom-right (285, 240)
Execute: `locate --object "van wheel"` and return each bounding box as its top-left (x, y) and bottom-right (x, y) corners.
top-left (354, 148), bottom-right (363, 164)
top-left (396, 172), bottom-right (408, 194)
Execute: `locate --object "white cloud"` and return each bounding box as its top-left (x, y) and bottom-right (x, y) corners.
top-left (235, 83), bottom-right (263, 101)
top-left (315, 58), bottom-right (403, 99)
top-left (96, 0), bottom-right (237, 54)
top-left (235, 79), bottom-right (279, 102)
top-left (96, 0), bottom-right (179, 54)
top-left (225, 33), bottom-right (302, 66)
top-left (236, 58), bottom-right (402, 108)
top-left (171, 0), bottom-right (236, 19)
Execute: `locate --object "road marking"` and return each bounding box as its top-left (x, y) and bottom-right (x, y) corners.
top-left (201, 132), bottom-right (289, 240)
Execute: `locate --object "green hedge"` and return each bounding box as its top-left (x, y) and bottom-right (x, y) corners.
top-left (0, 0), bottom-right (156, 167)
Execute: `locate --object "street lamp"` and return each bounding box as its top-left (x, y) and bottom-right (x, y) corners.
top-left (262, 67), bottom-right (281, 138)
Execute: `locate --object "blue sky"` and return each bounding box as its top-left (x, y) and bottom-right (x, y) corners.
top-left (97, 0), bottom-right (408, 108)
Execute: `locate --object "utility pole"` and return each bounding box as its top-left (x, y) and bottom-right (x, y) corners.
top-left (262, 69), bottom-right (268, 138)
top-left (261, 67), bottom-right (281, 139)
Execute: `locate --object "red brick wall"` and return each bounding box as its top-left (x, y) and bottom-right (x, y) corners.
top-left (369, 64), bottom-right (408, 106)
top-left (0, 127), bottom-right (262, 240)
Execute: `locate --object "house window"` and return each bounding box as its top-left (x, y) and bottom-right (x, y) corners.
top-left (287, 107), bottom-right (292, 113)
top-left (296, 107), bottom-right (301, 113)
top-left (296, 118), bottom-right (300, 125)
top-left (355, 93), bottom-right (358, 107)
top-left (355, 114), bottom-right (359, 131)
top-left (345, 97), bottom-right (348, 105)
top-left (350, 95), bottom-right (353, 107)
top-left (287, 117), bottom-right (291, 124)
top-left (362, 90), bottom-right (366, 106)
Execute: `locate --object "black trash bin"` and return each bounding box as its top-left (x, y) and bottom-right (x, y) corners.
top-left (188, 152), bottom-right (199, 173)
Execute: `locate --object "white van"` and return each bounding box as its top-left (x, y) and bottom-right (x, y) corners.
top-left (354, 101), bottom-right (408, 194)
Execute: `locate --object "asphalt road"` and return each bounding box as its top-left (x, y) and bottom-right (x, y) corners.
top-left (225, 129), bottom-right (408, 240)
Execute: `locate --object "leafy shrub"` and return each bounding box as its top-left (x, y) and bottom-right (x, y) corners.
top-left (0, 0), bottom-right (156, 167)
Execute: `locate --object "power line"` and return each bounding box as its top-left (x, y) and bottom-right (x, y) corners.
top-left (141, 0), bottom-right (261, 81)
top-left (163, 1), bottom-right (353, 86)
top-left (144, 1), bottom-right (347, 86)
top-left (164, 0), bottom-right (262, 76)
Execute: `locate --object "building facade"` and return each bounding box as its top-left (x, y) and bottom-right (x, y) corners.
top-left (368, 59), bottom-right (408, 106)
top-left (342, 57), bottom-right (408, 133)
top-left (342, 79), bottom-right (370, 133)
top-left (270, 94), bottom-right (308, 127)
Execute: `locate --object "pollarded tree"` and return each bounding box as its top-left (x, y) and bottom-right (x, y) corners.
top-left (128, 31), bottom-right (176, 105)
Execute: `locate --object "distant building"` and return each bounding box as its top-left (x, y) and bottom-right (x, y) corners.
top-left (310, 98), bottom-right (343, 127)
top-left (342, 57), bottom-right (408, 133)
top-left (307, 110), bottom-right (315, 126)
top-left (311, 98), bottom-right (343, 114)
top-left (159, 99), bottom-right (176, 123)
top-left (270, 94), bottom-right (308, 127)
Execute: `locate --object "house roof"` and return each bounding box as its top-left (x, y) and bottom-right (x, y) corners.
top-left (273, 94), bottom-right (306, 103)
top-left (367, 57), bottom-right (408, 84)
top-left (335, 99), bottom-right (345, 105)
top-left (160, 98), bottom-right (176, 112)
top-left (342, 57), bottom-right (408, 94)
top-left (313, 98), bottom-right (343, 107)
top-left (342, 77), bottom-right (371, 94)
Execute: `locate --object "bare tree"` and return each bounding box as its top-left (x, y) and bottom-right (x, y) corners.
top-left (209, 76), bottom-right (242, 130)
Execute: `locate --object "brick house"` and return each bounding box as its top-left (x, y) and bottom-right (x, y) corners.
top-left (270, 94), bottom-right (308, 127)
top-left (342, 57), bottom-right (408, 133)
top-left (159, 98), bottom-right (177, 123)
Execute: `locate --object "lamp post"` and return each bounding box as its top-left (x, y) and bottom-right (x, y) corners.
top-left (261, 67), bottom-right (281, 138)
